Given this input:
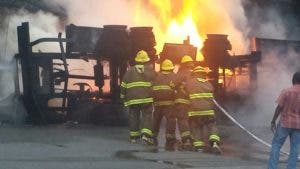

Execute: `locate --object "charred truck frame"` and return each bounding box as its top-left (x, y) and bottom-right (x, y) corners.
top-left (16, 22), bottom-right (276, 125)
top-left (16, 22), bottom-right (156, 124)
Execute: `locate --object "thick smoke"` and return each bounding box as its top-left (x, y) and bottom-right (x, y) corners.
top-left (233, 3), bottom-right (300, 127)
top-left (0, 9), bottom-right (62, 98)
top-left (45, 0), bottom-right (136, 27)
top-left (235, 48), bottom-right (298, 126)
top-left (227, 2), bottom-right (300, 151)
top-left (0, 8), bottom-right (62, 123)
top-left (244, 1), bottom-right (300, 40)
top-left (230, 45), bottom-right (300, 152)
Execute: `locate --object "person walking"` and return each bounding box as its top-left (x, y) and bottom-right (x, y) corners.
top-left (152, 59), bottom-right (177, 150)
top-left (174, 55), bottom-right (194, 150)
top-left (185, 66), bottom-right (221, 154)
top-left (120, 50), bottom-right (156, 145)
top-left (268, 71), bottom-right (300, 169)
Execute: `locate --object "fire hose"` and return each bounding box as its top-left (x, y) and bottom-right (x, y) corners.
top-left (213, 99), bottom-right (290, 156)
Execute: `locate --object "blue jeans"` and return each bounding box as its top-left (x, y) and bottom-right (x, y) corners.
top-left (268, 124), bottom-right (300, 169)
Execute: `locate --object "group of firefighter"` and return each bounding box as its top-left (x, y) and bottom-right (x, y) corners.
top-left (120, 50), bottom-right (222, 154)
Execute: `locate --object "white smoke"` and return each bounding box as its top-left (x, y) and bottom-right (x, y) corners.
top-left (225, 3), bottom-right (300, 153)
top-left (0, 9), bottom-right (62, 123)
top-left (233, 3), bottom-right (300, 127)
top-left (45, 0), bottom-right (136, 27)
top-left (245, 50), bottom-right (294, 126)
top-left (0, 9), bottom-right (61, 100)
top-left (216, 0), bottom-right (250, 53)
top-left (246, 6), bottom-right (287, 39)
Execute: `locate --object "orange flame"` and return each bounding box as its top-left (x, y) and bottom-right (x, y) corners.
top-left (166, 15), bottom-right (203, 49)
top-left (133, 0), bottom-right (248, 58)
top-left (134, 0), bottom-right (204, 53)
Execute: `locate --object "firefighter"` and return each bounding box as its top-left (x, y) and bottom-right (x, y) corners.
top-left (152, 59), bottom-right (177, 150)
top-left (120, 50), bottom-right (156, 145)
top-left (185, 66), bottom-right (222, 154)
top-left (174, 55), bottom-right (194, 150)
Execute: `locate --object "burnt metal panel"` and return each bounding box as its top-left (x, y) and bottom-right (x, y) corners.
top-left (160, 42), bottom-right (197, 64)
top-left (129, 27), bottom-right (157, 64)
top-left (66, 24), bottom-right (103, 55)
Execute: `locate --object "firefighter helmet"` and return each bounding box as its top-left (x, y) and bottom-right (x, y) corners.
top-left (193, 66), bottom-right (206, 73)
top-left (161, 59), bottom-right (174, 71)
top-left (181, 55), bottom-right (193, 64)
top-left (135, 50), bottom-right (150, 63)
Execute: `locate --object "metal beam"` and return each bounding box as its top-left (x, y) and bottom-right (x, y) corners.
top-left (30, 38), bottom-right (70, 47)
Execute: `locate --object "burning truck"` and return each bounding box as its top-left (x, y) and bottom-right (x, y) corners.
top-left (1, 0), bottom-right (299, 125)
top-left (14, 22), bottom-right (274, 125)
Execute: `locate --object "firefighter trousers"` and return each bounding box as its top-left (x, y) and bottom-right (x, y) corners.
top-left (175, 104), bottom-right (191, 142)
top-left (190, 115), bottom-right (220, 148)
top-left (153, 105), bottom-right (176, 142)
top-left (128, 103), bottom-right (154, 139)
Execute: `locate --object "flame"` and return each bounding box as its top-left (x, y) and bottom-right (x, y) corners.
top-left (133, 0), bottom-right (248, 58)
top-left (219, 68), bottom-right (234, 76)
top-left (134, 0), bottom-right (205, 59)
top-left (166, 15), bottom-right (203, 49)
top-left (166, 15), bottom-right (204, 61)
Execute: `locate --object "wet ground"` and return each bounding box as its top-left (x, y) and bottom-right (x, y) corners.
top-left (0, 124), bottom-right (294, 169)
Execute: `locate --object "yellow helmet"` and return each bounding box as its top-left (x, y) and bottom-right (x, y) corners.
top-left (135, 50), bottom-right (150, 63)
top-left (193, 66), bottom-right (206, 73)
top-left (161, 59), bottom-right (174, 71)
top-left (181, 55), bottom-right (193, 64)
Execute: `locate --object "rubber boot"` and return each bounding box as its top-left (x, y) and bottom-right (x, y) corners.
top-left (130, 137), bottom-right (139, 144)
top-left (165, 139), bottom-right (176, 151)
top-left (211, 142), bottom-right (222, 155)
top-left (181, 138), bottom-right (193, 151)
top-left (194, 146), bottom-right (204, 152)
top-left (142, 134), bottom-right (154, 146)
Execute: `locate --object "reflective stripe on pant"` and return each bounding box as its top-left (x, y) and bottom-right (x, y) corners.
top-left (153, 105), bottom-right (176, 141)
top-left (175, 104), bottom-right (191, 141)
top-left (124, 98), bottom-right (153, 107)
top-left (188, 110), bottom-right (215, 116)
top-left (174, 98), bottom-right (190, 104)
top-left (190, 115), bottom-right (220, 147)
top-left (193, 140), bottom-right (205, 148)
top-left (141, 128), bottom-right (153, 136)
top-left (128, 103), bottom-right (154, 138)
top-left (130, 131), bottom-right (140, 138)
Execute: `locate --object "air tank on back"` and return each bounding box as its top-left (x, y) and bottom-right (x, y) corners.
top-left (129, 27), bottom-right (157, 65)
top-left (96, 25), bottom-right (130, 100)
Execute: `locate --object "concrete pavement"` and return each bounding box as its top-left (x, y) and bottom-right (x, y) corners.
top-left (0, 125), bottom-right (293, 169)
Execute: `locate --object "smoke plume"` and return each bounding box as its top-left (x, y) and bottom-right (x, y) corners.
top-left (0, 8), bottom-right (62, 123)
top-left (0, 8), bottom-right (62, 98)
top-left (227, 2), bottom-right (300, 151)
top-left (233, 2), bottom-right (300, 127)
